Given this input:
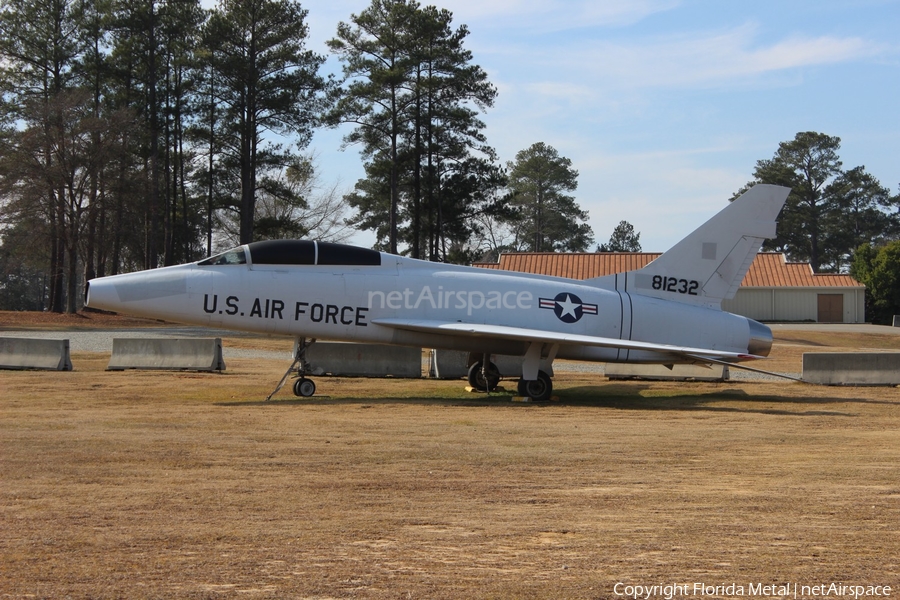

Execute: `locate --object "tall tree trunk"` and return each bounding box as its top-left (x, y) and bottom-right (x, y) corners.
top-left (147, 0), bottom-right (160, 269)
top-left (389, 84), bottom-right (398, 254)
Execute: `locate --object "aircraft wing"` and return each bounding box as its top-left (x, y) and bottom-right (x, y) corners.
top-left (372, 318), bottom-right (763, 362)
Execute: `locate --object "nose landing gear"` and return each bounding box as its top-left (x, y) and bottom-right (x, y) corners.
top-left (266, 337), bottom-right (317, 401)
top-left (292, 377), bottom-right (316, 397)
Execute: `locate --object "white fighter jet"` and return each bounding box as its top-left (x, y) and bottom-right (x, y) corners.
top-left (86, 184), bottom-right (791, 401)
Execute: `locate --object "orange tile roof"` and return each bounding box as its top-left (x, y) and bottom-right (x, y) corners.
top-left (473, 252), bottom-right (862, 288)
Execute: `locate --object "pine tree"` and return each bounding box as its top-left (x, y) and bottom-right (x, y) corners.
top-left (204, 0), bottom-right (329, 244)
top-left (504, 142), bottom-right (593, 252)
top-left (328, 0), bottom-right (499, 258)
top-left (599, 221), bottom-right (641, 252)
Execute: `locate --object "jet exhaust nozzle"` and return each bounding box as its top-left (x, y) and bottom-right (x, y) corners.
top-left (747, 318), bottom-right (773, 357)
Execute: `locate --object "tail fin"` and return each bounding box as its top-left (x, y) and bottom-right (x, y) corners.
top-left (588, 184), bottom-right (790, 307)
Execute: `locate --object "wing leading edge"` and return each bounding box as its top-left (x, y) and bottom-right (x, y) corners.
top-left (372, 318), bottom-right (762, 363)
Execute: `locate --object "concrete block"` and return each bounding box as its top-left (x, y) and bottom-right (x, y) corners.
top-left (108, 338), bottom-right (225, 371)
top-left (0, 337), bottom-right (72, 371)
top-left (431, 350), bottom-right (554, 379)
top-left (893, 316), bottom-right (900, 327)
top-left (802, 352), bottom-right (900, 385)
top-left (307, 342), bottom-right (422, 378)
top-left (605, 362), bottom-right (729, 382)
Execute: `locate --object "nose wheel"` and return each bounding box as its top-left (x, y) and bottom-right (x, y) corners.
top-left (292, 377), bottom-right (316, 397)
top-left (266, 337), bottom-right (317, 401)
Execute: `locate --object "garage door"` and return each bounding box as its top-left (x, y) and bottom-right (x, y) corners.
top-left (817, 294), bottom-right (843, 323)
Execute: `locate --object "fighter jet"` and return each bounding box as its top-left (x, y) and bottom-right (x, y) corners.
top-left (85, 184), bottom-right (791, 401)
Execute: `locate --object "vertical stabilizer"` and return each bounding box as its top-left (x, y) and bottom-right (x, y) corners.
top-left (588, 184), bottom-right (790, 307)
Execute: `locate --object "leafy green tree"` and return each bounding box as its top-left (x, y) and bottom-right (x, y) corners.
top-left (328, 0), bottom-right (498, 259)
top-left (245, 158), bottom-right (353, 243)
top-left (599, 220), bottom-right (641, 252)
top-left (0, 221), bottom-right (50, 310)
top-left (0, 0), bottom-right (84, 311)
top-left (750, 132), bottom-right (842, 272)
top-left (158, 0), bottom-right (206, 265)
top-left (0, 91), bottom-right (133, 312)
top-left (204, 0), bottom-right (329, 245)
top-left (851, 241), bottom-right (900, 324)
top-left (327, 0), bottom-right (418, 254)
top-left (822, 166), bottom-right (895, 270)
top-left (420, 156), bottom-right (506, 262)
top-left (738, 131), bottom-right (897, 273)
top-left (74, 0), bottom-right (113, 286)
top-left (408, 4), bottom-right (496, 260)
top-left (504, 142), bottom-right (593, 252)
top-left (109, 0), bottom-right (167, 268)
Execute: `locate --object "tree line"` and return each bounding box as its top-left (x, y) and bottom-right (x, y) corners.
top-left (3, 2), bottom-right (896, 319)
top-left (0, 0), bottom-right (595, 312)
top-left (735, 131), bottom-right (899, 274)
top-left (0, 0), bottom-right (336, 313)
top-left (735, 131), bottom-right (900, 323)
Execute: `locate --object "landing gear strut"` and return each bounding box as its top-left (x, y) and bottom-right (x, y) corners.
top-left (266, 337), bottom-right (316, 401)
top-left (515, 341), bottom-right (557, 402)
top-left (467, 357), bottom-right (500, 392)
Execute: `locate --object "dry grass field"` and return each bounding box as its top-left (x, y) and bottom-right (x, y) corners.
top-left (2, 313), bottom-right (899, 599)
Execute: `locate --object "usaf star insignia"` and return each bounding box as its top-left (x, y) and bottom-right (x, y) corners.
top-left (539, 292), bottom-right (598, 323)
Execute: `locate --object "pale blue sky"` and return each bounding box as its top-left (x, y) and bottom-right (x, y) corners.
top-left (299, 0), bottom-right (899, 252)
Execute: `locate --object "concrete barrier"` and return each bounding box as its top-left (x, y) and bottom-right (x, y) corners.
top-left (107, 338), bottom-right (225, 371)
top-left (307, 342), bottom-right (422, 378)
top-left (893, 316), bottom-right (900, 327)
top-left (802, 352), bottom-right (900, 385)
top-left (605, 363), bottom-right (729, 382)
top-left (431, 350), bottom-right (554, 379)
top-left (0, 337), bottom-right (72, 371)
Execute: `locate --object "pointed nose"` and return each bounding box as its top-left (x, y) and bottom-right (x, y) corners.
top-left (85, 265), bottom-right (193, 319)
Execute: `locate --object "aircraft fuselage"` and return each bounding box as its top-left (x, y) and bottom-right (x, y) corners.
top-left (86, 251), bottom-right (767, 364)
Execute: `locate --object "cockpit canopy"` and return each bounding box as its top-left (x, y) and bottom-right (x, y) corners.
top-left (198, 240), bottom-right (381, 267)
top-left (198, 247), bottom-right (246, 266)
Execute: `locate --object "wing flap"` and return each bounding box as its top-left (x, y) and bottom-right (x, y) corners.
top-left (372, 318), bottom-right (762, 362)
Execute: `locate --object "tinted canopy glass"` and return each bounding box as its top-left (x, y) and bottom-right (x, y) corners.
top-left (198, 247), bottom-right (247, 265)
top-left (245, 240), bottom-right (381, 266)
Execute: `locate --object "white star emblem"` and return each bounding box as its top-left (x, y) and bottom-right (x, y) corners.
top-left (556, 294), bottom-right (580, 319)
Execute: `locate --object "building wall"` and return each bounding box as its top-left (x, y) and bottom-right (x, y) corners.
top-left (723, 289), bottom-right (774, 321)
top-left (722, 288), bottom-right (865, 323)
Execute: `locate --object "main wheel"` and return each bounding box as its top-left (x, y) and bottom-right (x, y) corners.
top-left (467, 361), bottom-right (500, 391)
top-left (517, 371), bottom-right (553, 402)
top-left (293, 377), bottom-right (316, 397)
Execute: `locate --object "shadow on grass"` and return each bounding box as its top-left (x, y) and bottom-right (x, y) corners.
top-left (554, 383), bottom-right (880, 416)
top-left (214, 380), bottom-right (891, 417)
top-left (774, 335), bottom-right (831, 347)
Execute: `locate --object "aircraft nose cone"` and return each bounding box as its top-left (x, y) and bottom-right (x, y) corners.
top-left (84, 277), bottom-right (116, 311)
top-left (85, 265), bottom-right (192, 318)
top-left (747, 318), bottom-right (773, 357)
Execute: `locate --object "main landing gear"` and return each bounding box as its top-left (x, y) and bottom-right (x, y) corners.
top-left (516, 371), bottom-right (552, 401)
top-left (467, 357), bottom-right (500, 392)
top-left (467, 346), bottom-right (556, 403)
top-left (266, 337), bottom-right (317, 401)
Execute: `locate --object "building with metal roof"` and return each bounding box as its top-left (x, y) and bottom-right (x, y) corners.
top-left (473, 252), bottom-right (865, 323)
